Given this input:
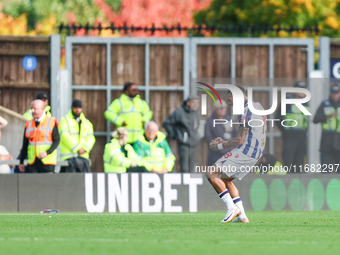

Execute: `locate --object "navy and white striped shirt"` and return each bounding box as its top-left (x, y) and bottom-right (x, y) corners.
top-left (237, 100), bottom-right (267, 159)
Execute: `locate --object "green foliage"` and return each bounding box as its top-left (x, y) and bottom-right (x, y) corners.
top-left (194, 0), bottom-right (340, 38)
top-left (105, 0), bottom-right (121, 12)
top-left (2, 0), bottom-right (121, 30)
top-left (2, 0), bottom-right (38, 30)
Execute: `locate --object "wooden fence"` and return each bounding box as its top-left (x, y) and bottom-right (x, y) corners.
top-left (0, 36), bottom-right (309, 172)
top-left (0, 36), bottom-right (50, 118)
top-left (71, 43), bottom-right (308, 172)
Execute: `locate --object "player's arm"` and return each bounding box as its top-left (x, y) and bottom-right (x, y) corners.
top-left (209, 126), bottom-right (249, 151)
top-left (222, 126), bottom-right (249, 148)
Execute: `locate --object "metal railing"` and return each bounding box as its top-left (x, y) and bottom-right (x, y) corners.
top-left (58, 23), bottom-right (320, 36)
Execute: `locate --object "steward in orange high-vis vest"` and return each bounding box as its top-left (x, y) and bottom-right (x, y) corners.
top-left (19, 100), bottom-right (60, 173)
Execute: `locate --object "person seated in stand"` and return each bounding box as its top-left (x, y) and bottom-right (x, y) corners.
top-left (133, 121), bottom-right (175, 174)
top-left (103, 127), bottom-right (145, 173)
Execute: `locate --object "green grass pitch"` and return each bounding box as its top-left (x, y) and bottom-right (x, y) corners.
top-left (0, 211), bottom-right (339, 255)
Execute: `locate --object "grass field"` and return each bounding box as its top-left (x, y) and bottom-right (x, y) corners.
top-left (0, 211), bottom-right (339, 255)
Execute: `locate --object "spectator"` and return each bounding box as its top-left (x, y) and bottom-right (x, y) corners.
top-left (19, 92), bottom-right (51, 172)
top-left (104, 82), bottom-right (153, 144)
top-left (204, 100), bottom-right (237, 166)
top-left (23, 92), bottom-right (51, 120)
top-left (133, 121), bottom-right (175, 174)
top-left (162, 95), bottom-right (200, 173)
top-left (19, 100), bottom-right (59, 173)
top-left (103, 127), bottom-right (143, 173)
top-left (275, 81), bottom-right (310, 171)
top-left (59, 100), bottom-right (96, 173)
top-left (313, 84), bottom-right (340, 172)
top-left (0, 116), bottom-right (13, 174)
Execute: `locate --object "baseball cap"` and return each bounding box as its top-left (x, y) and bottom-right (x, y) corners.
top-left (72, 99), bottom-right (83, 108)
top-left (36, 92), bottom-right (48, 100)
top-left (215, 99), bottom-right (227, 108)
top-left (331, 84), bottom-right (340, 94)
top-left (293, 81), bottom-right (306, 88)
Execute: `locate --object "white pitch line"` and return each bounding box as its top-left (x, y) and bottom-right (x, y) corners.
top-left (0, 237), bottom-right (331, 245)
top-left (0, 213), bottom-right (215, 216)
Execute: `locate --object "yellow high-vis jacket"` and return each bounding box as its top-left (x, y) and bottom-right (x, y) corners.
top-left (59, 110), bottom-right (96, 161)
top-left (104, 94), bottom-right (153, 143)
top-left (133, 131), bottom-right (175, 172)
top-left (103, 138), bottom-right (142, 173)
top-left (25, 115), bottom-right (58, 165)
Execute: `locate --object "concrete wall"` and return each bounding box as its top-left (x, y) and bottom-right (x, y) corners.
top-left (0, 106), bottom-right (27, 158)
top-left (0, 173), bottom-right (339, 212)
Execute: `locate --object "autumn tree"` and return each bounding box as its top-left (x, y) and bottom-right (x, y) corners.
top-left (1, 0), bottom-right (120, 34)
top-left (194, 0), bottom-right (340, 38)
top-left (1, 0), bottom-right (213, 37)
top-left (94, 0), bottom-right (212, 36)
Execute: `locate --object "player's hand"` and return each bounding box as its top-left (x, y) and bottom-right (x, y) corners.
top-left (209, 141), bottom-right (219, 151)
top-left (130, 162), bottom-right (137, 167)
top-left (78, 148), bottom-right (86, 155)
top-left (122, 121), bottom-right (127, 126)
top-left (38, 151), bottom-right (47, 159)
top-left (214, 137), bottom-right (224, 143)
top-left (19, 164), bottom-right (25, 173)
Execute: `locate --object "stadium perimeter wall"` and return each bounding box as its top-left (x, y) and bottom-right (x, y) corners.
top-left (0, 173), bottom-right (339, 212)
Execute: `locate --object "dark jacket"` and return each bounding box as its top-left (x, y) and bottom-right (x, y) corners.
top-left (162, 102), bottom-right (201, 146)
top-left (204, 111), bottom-right (237, 166)
top-left (313, 98), bottom-right (340, 152)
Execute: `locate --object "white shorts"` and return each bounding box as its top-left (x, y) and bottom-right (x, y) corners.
top-left (214, 148), bottom-right (259, 180)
